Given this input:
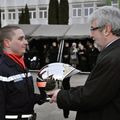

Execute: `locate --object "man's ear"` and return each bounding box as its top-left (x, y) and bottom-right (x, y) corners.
top-left (103, 25), bottom-right (112, 36)
top-left (3, 39), bottom-right (10, 48)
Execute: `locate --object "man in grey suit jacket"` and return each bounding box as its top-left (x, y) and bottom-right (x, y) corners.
top-left (48, 6), bottom-right (120, 120)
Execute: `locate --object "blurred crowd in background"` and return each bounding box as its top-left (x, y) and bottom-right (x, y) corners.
top-left (24, 40), bottom-right (100, 72)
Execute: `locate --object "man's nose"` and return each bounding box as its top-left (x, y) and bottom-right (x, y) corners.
top-left (90, 32), bottom-right (94, 40)
top-left (90, 31), bottom-right (93, 38)
top-left (24, 39), bottom-right (28, 44)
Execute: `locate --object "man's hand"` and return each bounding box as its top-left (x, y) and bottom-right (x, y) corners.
top-left (47, 89), bottom-right (61, 103)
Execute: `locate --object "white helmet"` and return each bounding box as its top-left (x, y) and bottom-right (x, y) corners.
top-left (36, 62), bottom-right (80, 91)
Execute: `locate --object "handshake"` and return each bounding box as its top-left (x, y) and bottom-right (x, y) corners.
top-left (36, 62), bottom-right (81, 118)
top-left (36, 62), bottom-right (80, 102)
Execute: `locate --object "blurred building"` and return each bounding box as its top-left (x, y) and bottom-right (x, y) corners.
top-left (0, 0), bottom-right (119, 27)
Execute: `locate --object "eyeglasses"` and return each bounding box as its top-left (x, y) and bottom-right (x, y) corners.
top-left (90, 26), bottom-right (102, 31)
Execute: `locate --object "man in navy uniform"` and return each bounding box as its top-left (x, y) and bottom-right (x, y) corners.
top-left (0, 25), bottom-right (46, 120)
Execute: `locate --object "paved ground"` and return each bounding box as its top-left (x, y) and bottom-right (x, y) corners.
top-left (31, 71), bottom-right (89, 120)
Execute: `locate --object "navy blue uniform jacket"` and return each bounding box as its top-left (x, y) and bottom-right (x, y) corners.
top-left (57, 39), bottom-right (120, 120)
top-left (0, 54), bottom-right (44, 119)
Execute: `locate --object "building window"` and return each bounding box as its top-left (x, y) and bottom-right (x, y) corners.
top-left (33, 12), bottom-right (36, 18)
top-left (78, 9), bottom-right (81, 16)
top-left (73, 8), bottom-right (76, 16)
top-left (1, 10), bottom-right (5, 20)
top-left (73, 8), bottom-right (81, 17)
top-left (112, 0), bottom-right (117, 3)
top-left (39, 7), bottom-right (47, 18)
top-left (29, 8), bottom-right (36, 19)
top-left (8, 9), bottom-right (16, 20)
top-left (39, 12), bottom-right (42, 18)
top-left (8, 13), bottom-right (11, 19)
top-left (13, 13), bottom-right (16, 19)
top-left (29, 11), bottom-right (36, 19)
top-left (111, 0), bottom-right (119, 8)
top-left (3, 13), bottom-right (5, 20)
top-left (44, 11), bottom-right (47, 18)
top-left (18, 9), bottom-right (22, 18)
top-left (84, 4), bottom-right (93, 17)
top-left (72, 4), bottom-right (81, 17)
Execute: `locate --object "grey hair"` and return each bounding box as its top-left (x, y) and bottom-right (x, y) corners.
top-left (88, 6), bottom-right (120, 36)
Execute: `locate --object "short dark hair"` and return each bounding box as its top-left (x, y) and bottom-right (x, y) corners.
top-left (0, 25), bottom-right (21, 48)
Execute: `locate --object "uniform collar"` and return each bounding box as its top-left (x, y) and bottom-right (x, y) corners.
top-left (1, 54), bottom-right (27, 72)
top-left (3, 52), bottom-right (26, 69)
